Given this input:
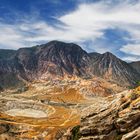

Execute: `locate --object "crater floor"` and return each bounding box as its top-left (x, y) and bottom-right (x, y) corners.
top-left (0, 78), bottom-right (125, 140)
top-left (5, 109), bottom-right (48, 118)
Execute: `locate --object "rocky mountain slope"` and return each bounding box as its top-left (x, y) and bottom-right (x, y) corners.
top-left (59, 87), bottom-right (140, 140)
top-left (90, 52), bottom-right (140, 86)
top-left (0, 40), bottom-right (140, 89)
top-left (0, 41), bottom-right (90, 89)
top-left (130, 61), bottom-right (140, 74)
top-left (0, 41), bottom-right (140, 140)
top-left (0, 77), bottom-right (128, 140)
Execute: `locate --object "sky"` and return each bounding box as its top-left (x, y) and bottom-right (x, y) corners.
top-left (0, 0), bottom-right (140, 61)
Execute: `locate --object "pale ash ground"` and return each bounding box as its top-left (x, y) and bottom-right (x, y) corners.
top-left (5, 108), bottom-right (48, 118)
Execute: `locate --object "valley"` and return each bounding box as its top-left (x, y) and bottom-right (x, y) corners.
top-left (0, 77), bottom-right (124, 140)
top-left (0, 41), bottom-right (139, 140)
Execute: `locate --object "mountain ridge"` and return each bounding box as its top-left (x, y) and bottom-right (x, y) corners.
top-left (0, 40), bottom-right (140, 89)
top-left (90, 51), bottom-right (140, 86)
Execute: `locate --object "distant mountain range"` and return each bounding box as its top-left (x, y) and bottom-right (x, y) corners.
top-left (0, 40), bottom-right (140, 89)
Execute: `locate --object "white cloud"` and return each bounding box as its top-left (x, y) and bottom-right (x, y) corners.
top-left (1, 0), bottom-right (140, 61)
top-left (58, 0), bottom-right (140, 60)
top-left (59, 2), bottom-right (140, 25)
top-left (120, 44), bottom-right (140, 56)
top-left (121, 56), bottom-right (140, 62)
top-left (59, 1), bottom-right (140, 40)
top-left (0, 24), bottom-right (24, 49)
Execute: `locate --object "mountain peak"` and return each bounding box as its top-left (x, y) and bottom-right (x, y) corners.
top-left (90, 51), bottom-right (140, 86)
top-left (102, 52), bottom-right (117, 59)
top-left (0, 41), bottom-right (140, 88)
top-left (36, 41), bottom-right (84, 56)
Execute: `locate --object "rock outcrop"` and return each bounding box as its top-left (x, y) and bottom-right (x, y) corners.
top-left (60, 88), bottom-right (140, 140)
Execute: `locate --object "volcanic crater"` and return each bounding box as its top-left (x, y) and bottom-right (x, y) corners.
top-left (0, 100), bottom-right (55, 118)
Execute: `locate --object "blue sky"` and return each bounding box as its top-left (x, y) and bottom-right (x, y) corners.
top-left (0, 0), bottom-right (140, 61)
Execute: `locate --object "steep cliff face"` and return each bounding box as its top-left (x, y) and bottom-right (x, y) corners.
top-left (35, 41), bottom-right (90, 78)
top-left (0, 41), bottom-right (140, 140)
top-left (0, 41), bottom-right (91, 88)
top-left (79, 89), bottom-right (140, 140)
top-left (90, 52), bottom-right (140, 86)
top-left (0, 41), bottom-right (140, 89)
top-left (15, 41), bottom-right (90, 79)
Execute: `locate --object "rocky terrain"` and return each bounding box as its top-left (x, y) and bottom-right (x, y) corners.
top-left (90, 52), bottom-right (140, 86)
top-left (59, 87), bottom-right (140, 140)
top-left (0, 76), bottom-right (139, 140)
top-left (0, 76), bottom-right (126, 140)
top-left (130, 61), bottom-right (140, 74)
top-left (0, 41), bottom-right (140, 89)
top-left (0, 41), bottom-right (140, 140)
top-left (0, 41), bottom-right (90, 89)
